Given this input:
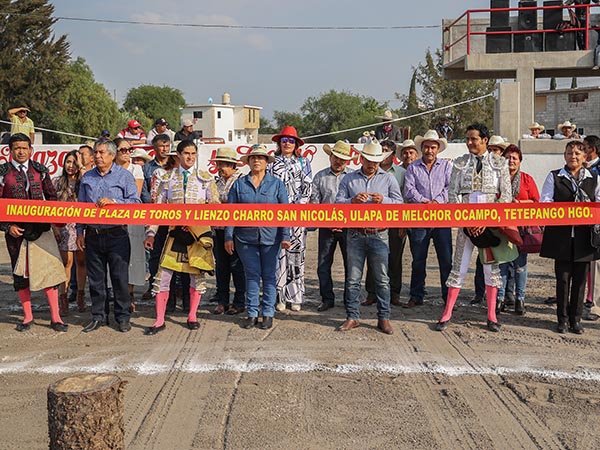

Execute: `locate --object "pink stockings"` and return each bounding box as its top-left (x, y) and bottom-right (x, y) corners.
top-left (439, 285), bottom-right (499, 323)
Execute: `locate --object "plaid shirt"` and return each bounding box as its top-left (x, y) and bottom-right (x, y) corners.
top-left (403, 158), bottom-right (453, 204)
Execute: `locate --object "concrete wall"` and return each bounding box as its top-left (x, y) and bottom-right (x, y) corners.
top-left (535, 88), bottom-right (600, 137)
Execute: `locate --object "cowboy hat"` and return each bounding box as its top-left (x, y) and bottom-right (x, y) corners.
top-left (240, 144), bottom-right (275, 164)
top-left (272, 125), bottom-right (304, 146)
top-left (413, 130), bottom-right (448, 152)
top-left (130, 148), bottom-right (152, 162)
top-left (210, 147), bottom-right (239, 164)
top-left (528, 122), bottom-right (545, 131)
top-left (396, 139), bottom-right (418, 157)
top-left (557, 120), bottom-right (576, 131)
top-left (487, 135), bottom-right (509, 149)
top-left (359, 141), bottom-right (392, 163)
top-left (362, 131), bottom-right (370, 137)
top-left (323, 141), bottom-right (356, 161)
top-left (376, 110), bottom-right (396, 121)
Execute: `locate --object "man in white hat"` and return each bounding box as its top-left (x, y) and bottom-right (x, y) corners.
top-left (374, 110), bottom-right (403, 142)
top-left (210, 147), bottom-right (246, 316)
top-left (403, 130), bottom-right (453, 308)
top-left (522, 122), bottom-right (550, 140)
top-left (335, 141), bottom-right (403, 334)
top-left (553, 121), bottom-right (581, 140)
top-left (175, 119), bottom-right (201, 142)
top-left (487, 135), bottom-right (509, 156)
top-left (311, 141), bottom-right (355, 312)
top-left (358, 131), bottom-right (371, 144)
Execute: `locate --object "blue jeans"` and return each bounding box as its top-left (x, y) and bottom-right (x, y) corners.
top-left (345, 229), bottom-right (390, 320)
top-left (235, 239), bottom-right (279, 318)
top-left (499, 253), bottom-right (528, 302)
top-left (408, 227), bottom-right (452, 303)
top-left (85, 226), bottom-right (131, 322)
top-left (317, 228), bottom-right (347, 304)
top-left (214, 229), bottom-right (246, 309)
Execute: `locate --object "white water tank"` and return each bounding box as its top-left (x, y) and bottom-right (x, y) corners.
top-left (222, 93), bottom-right (231, 105)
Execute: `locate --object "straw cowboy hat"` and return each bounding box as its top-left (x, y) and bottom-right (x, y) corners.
top-left (362, 131), bottom-right (370, 137)
top-left (359, 141), bottom-right (392, 162)
top-left (557, 120), bottom-right (576, 132)
top-left (396, 139), bottom-right (417, 157)
top-left (130, 148), bottom-right (152, 162)
top-left (487, 135), bottom-right (510, 149)
top-left (528, 122), bottom-right (545, 131)
top-left (413, 130), bottom-right (448, 152)
top-left (376, 110), bottom-right (396, 121)
top-left (210, 147), bottom-right (239, 164)
top-left (240, 144), bottom-right (275, 164)
top-left (272, 125), bottom-right (304, 146)
top-left (323, 141), bottom-right (356, 161)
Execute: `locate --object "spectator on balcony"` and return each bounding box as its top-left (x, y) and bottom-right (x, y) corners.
top-left (434, 116), bottom-right (454, 141)
top-left (553, 120), bottom-right (581, 140)
top-left (117, 120), bottom-right (146, 145)
top-left (564, 0), bottom-right (600, 50)
top-left (375, 110), bottom-right (403, 143)
top-left (522, 122), bottom-right (551, 140)
top-left (146, 118), bottom-right (174, 145)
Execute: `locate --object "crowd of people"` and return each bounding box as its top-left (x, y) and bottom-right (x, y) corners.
top-left (3, 117), bottom-right (600, 337)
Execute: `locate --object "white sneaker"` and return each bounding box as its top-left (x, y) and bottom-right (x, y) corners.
top-left (291, 304), bottom-right (301, 312)
top-left (593, 65), bottom-right (599, 70)
top-left (275, 302), bottom-right (286, 311)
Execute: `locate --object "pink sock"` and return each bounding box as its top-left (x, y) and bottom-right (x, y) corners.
top-left (44, 287), bottom-right (62, 324)
top-left (17, 288), bottom-right (33, 324)
top-left (188, 288), bottom-right (201, 323)
top-left (486, 285), bottom-right (499, 323)
top-left (439, 286), bottom-right (460, 323)
top-left (153, 292), bottom-right (169, 327)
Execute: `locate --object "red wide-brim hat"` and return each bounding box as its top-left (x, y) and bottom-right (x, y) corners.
top-left (272, 125), bottom-right (304, 146)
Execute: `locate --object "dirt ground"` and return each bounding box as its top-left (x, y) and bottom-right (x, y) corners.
top-left (2, 231), bottom-right (600, 450)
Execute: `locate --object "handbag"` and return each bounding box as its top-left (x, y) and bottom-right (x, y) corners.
top-left (463, 227), bottom-right (500, 248)
top-left (591, 225), bottom-right (600, 249)
top-left (518, 225), bottom-right (544, 254)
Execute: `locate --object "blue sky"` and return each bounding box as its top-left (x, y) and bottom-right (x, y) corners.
top-left (51, 0), bottom-right (597, 119)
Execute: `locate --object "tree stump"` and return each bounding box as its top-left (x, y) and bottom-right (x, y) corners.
top-left (47, 374), bottom-right (127, 450)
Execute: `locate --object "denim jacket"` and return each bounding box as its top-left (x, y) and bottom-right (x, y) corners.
top-left (225, 173), bottom-right (290, 245)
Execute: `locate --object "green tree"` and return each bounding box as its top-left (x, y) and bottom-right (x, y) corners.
top-left (271, 110), bottom-right (305, 135)
top-left (258, 116), bottom-right (278, 135)
top-left (396, 48), bottom-right (496, 138)
top-left (299, 90), bottom-right (386, 142)
top-left (45, 57), bottom-right (121, 143)
top-left (0, 0), bottom-right (70, 132)
top-left (123, 85), bottom-right (186, 133)
top-left (397, 70), bottom-right (428, 138)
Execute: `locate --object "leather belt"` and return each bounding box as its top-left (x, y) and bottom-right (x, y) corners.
top-left (352, 228), bottom-right (387, 235)
top-left (86, 225), bottom-right (125, 235)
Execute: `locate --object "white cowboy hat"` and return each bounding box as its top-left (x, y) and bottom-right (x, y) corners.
top-left (130, 148), bottom-right (152, 162)
top-left (210, 147), bottom-right (239, 164)
top-left (240, 144), bottom-right (275, 164)
top-left (413, 130), bottom-right (447, 152)
top-left (359, 141), bottom-right (392, 163)
top-left (376, 110), bottom-right (396, 121)
top-left (487, 135), bottom-right (510, 149)
top-left (362, 131), bottom-right (370, 137)
top-left (557, 120), bottom-right (576, 131)
top-left (396, 139), bottom-right (417, 157)
top-left (528, 122), bottom-right (545, 131)
top-left (323, 140), bottom-right (356, 161)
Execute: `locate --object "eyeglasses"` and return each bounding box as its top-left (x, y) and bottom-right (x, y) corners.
top-left (133, 127), bottom-right (141, 130)
top-left (118, 148), bottom-right (133, 153)
top-left (280, 137), bottom-right (296, 144)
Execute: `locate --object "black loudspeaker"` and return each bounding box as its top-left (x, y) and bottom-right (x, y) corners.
top-left (486, 27), bottom-right (513, 53)
top-left (514, 32), bottom-right (543, 51)
top-left (545, 31), bottom-right (576, 51)
top-left (491, 0), bottom-right (510, 28)
top-left (543, 0), bottom-right (563, 31)
top-left (518, 1), bottom-right (538, 30)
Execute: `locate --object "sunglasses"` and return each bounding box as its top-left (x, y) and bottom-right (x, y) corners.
top-left (280, 137), bottom-right (296, 144)
top-left (118, 148), bottom-right (133, 153)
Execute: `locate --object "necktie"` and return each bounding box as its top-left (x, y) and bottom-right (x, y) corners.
top-left (19, 165), bottom-right (29, 192)
top-left (183, 170), bottom-right (189, 191)
top-left (475, 156), bottom-right (483, 174)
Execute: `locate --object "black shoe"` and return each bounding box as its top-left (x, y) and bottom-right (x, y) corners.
top-left (544, 296), bottom-right (557, 305)
top-left (187, 320), bottom-right (200, 330)
top-left (144, 324), bottom-right (166, 335)
top-left (496, 300), bottom-right (504, 315)
top-left (51, 322), bottom-right (68, 332)
top-left (82, 320), bottom-right (103, 333)
top-left (515, 300), bottom-right (525, 316)
top-left (317, 302), bottom-right (334, 312)
top-left (557, 322), bottom-right (568, 334)
top-left (435, 321), bottom-right (448, 332)
top-left (260, 316), bottom-right (273, 329)
top-left (118, 320), bottom-right (131, 333)
top-left (470, 297), bottom-right (483, 305)
top-left (505, 294), bottom-right (515, 307)
top-left (570, 323), bottom-right (584, 335)
top-left (242, 317), bottom-right (258, 329)
top-left (15, 321), bottom-right (34, 332)
top-left (487, 320), bottom-right (501, 332)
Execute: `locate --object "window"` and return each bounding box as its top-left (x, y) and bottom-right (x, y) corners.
top-left (193, 111), bottom-right (203, 119)
top-left (228, 130), bottom-right (232, 142)
top-left (248, 110), bottom-right (252, 122)
top-left (252, 110), bottom-right (256, 122)
top-left (569, 93), bottom-right (588, 103)
top-left (217, 111), bottom-right (222, 119)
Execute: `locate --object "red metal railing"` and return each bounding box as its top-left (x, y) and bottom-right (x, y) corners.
top-left (444, 3), bottom-right (599, 56)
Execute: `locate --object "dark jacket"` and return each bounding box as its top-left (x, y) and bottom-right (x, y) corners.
top-left (540, 169), bottom-right (600, 262)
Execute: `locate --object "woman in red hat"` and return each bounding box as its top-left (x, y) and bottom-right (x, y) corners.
top-left (268, 126), bottom-right (312, 312)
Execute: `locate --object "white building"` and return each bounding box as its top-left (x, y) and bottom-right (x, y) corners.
top-left (180, 93), bottom-right (261, 145)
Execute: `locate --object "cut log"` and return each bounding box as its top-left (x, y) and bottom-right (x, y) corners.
top-left (47, 374), bottom-right (127, 450)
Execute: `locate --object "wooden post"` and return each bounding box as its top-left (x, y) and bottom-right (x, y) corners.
top-left (47, 374), bottom-right (127, 450)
